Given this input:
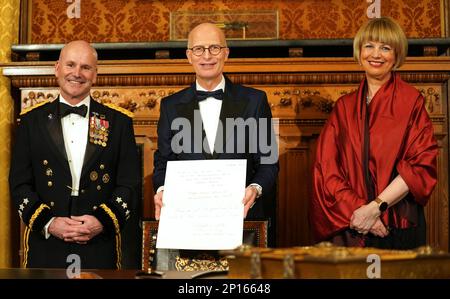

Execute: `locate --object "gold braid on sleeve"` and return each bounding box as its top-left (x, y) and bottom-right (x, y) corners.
top-left (99, 203), bottom-right (122, 269)
top-left (28, 204), bottom-right (50, 230)
top-left (99, 204), bottom-right (120, 234)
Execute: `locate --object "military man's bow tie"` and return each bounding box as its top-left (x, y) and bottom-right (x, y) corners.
top-left (196, 89), bottom-right (224, 101)
top-left (60, 103), bottom-right (88, 118)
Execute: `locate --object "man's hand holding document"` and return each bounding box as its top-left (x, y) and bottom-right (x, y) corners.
top-left (156, 159), bottom-right (246, 250)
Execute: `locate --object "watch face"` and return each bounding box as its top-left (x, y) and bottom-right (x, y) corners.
top-left (379, 202), bottom-right (388, 212)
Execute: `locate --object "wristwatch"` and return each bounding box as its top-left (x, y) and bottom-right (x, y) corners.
top-left (374, 197), bottom-right (388, 213)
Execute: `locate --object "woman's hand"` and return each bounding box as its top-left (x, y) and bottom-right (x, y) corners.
top-left (369, 218), bottom-right (389, 237)
top-left (350, 201), bottom-right (381, 234)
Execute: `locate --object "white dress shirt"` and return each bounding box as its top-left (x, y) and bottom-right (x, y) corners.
top-left (60, 95), bottom-right (90, 196)
top-left (197, 76), bottom-right (225, 153)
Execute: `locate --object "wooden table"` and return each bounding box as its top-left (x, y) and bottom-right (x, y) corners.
top-left (0, 268), bottom-right (227, 279)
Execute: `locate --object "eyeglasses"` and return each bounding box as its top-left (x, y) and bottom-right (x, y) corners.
top-left (188, 45), bottom-right (227, 56)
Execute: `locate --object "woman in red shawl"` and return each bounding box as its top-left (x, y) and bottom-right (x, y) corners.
top-left (310, 17), bottom-right (438, 249)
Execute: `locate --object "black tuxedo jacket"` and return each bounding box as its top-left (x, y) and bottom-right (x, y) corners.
top-left (9, 98), bottom-right (139, 269)
top-left (153, 77), bottom-right (279, 219)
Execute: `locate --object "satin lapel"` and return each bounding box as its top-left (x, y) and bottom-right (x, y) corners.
top-left (213, 78), bottom-right (248, 159)
top-left (43, 99), bottom-right (69, 164)
top-left (175, 85), bottom-right (212, 158)
top-left (81, 99), bottom-right (105, 179)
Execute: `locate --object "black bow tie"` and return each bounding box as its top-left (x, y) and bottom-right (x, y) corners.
top-left (196, 89), bottom-right (224, 101)
top-left (60, 103), bottom-right (88, 118)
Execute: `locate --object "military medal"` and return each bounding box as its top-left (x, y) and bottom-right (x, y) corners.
top-left (89, 115), bottom-right (96, 144)
top-left (89, 113), bottom-right (110, 147)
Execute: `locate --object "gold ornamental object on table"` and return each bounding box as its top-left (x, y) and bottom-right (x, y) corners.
top-left (221, 242), bottom-right (450, 279)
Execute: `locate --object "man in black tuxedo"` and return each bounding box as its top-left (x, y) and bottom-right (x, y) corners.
top-left (9, 40), bottom-right (139, 269)
top-left (153, 23), bottom-right (279, 226)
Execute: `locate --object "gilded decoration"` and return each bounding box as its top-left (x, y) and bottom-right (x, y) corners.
top-left (28, 0), bottom-right (442, 43)
top-left (21, 84), bottom-right (443, 120)
top-left (265, 87), bottom-right (343, 116)
top-left (20, 80), bottom-right (444, 130)
top-left (224, 243), bottom-right (450, 278)
top-left (20, 88), bottom-right (180, 116)
top-left (22, 90), bottom-right (57, 109)
top-left (297, 90), bottom-right (335, 114)
top-left (174, 254), bottom-right (229, 272)
top-left (91, 88), bottom-right (178, 114)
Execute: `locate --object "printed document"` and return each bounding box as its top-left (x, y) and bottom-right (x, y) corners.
top-left (156, 159), bottom-right (246, 250)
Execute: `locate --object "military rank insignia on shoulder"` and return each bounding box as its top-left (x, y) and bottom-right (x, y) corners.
top-left (19, 100), bottom-right (50, 116)
top-left (103, 102), bottom-right (134, 118)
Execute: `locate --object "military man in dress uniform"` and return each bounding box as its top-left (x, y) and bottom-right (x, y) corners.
top-left (9, 40), bottom-right (139, 269)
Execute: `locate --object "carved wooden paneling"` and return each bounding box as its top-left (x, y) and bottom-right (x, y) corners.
top-left (4, 57), bottom-right (450, 251)
top-left (279, 146), bottom-right (311, 246)
top-left (425, 145), bottom-right (447, 249)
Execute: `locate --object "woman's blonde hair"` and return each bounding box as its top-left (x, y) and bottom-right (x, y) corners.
top-left (353, 17), bottom-right (408, 69)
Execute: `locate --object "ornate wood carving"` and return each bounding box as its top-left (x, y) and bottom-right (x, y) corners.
top-left (11, 72), bottom-right (450, 88)
top-left (419, 87), bottom-right (441, 114)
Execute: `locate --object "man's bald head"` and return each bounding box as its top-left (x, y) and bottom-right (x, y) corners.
top-left (59, 40), bottom-right (98, 62)
top-left (187, 23), bottom-right (227, 48)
